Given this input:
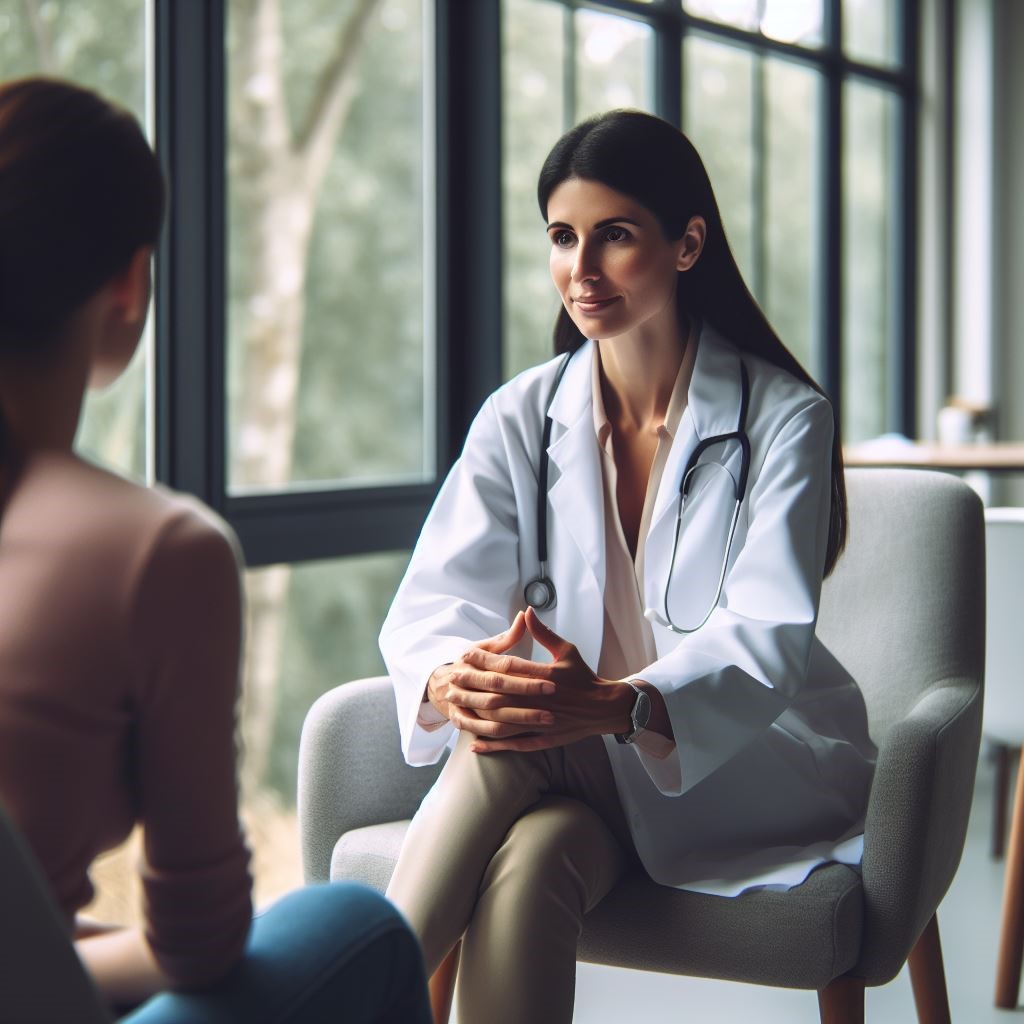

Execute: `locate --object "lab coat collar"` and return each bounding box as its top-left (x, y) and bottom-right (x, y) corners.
top-left (685, 322), bottom-right (746, 440)
top-left (543, 329), bottom-right (744, 437)
top-left (546, 339), bottom-right (596, 430)
top-left (543, 341), bottom-right (606, 645)
top-left (647, 324), bottom-right (746, 538)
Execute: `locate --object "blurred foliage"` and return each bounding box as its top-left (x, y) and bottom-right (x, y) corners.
top-left (227, 0), bottom-right (428, 488)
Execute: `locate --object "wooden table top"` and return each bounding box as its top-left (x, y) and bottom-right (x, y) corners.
top-left (843, 440), bottom-right (1024, 472)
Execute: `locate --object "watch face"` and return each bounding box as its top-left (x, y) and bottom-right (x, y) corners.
top-left (634, 689), bottom-right (652, 732)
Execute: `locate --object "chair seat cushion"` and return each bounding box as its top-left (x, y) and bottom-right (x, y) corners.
top-left (331, 820), bottom-right (411, 895)
top-left (579, 861), bottom-right (863, 989)
top-left (331, 821), bottom-right (863, 990)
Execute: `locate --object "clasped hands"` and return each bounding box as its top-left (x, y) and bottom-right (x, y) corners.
top-left (426, 607), bottom-right (634, 753)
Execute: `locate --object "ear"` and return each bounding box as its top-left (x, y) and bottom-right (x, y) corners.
top-left (107, 246), bottom-right (153, 328)
top-left (87, 247), bottom-right (153, 391)
top-left (676, 216), bottom-right (706, 273)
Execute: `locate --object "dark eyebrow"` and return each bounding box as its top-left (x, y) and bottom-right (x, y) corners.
top-left (546, 217), bottom-right (642, 232)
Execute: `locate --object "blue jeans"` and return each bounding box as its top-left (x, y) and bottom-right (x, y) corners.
top-left (121, 883), bottom-right (431, 1024)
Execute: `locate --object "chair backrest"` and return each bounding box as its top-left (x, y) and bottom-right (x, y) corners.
top-left (982, 508), bottom-right (1024, 744)
top-left (0, 803), bottom-right (111, 1023)
top-left (298, 677), bottom-right (448, 883)
top-left (815, 469), bottom-right (985, 748)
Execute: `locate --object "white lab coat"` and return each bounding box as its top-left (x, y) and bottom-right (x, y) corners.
top-left (380, 325), bottom-right (876, 896)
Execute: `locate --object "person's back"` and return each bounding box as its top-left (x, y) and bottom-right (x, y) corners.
top-left (0, 449), bottom-right (252, 984)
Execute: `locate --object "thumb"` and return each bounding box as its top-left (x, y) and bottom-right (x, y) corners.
top-left (524, 607), bottom-right (572, 659)
top-left (476, 610), bottom-right (527, 654)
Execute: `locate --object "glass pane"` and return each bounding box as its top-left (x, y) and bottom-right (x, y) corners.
top-left (241, 550), bottom-right (411, 905)
top-left (502, 0), bottom-right (566, 380)
top-left (842, 81), bottom-right (897, 442)
top-left (843, 0), bottom-right (899, 67)
top-left (227, 0), bottom-right (429, 493)
top-left (683, 0), bottom-right (759, 32)
top-left (683, 35), bottom-right (756, 287)
top-left (760, 0), bottom-right (823, 46)
top-left (575, 11), bottom-right (653, 122)
top-left (763, 58), bottom-right (821, 374)
top-left (0, 0), bottom-right (151, 481)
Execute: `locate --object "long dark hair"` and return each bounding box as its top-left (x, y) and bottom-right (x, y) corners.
top-left (537, 109), bottom-right (847, 576)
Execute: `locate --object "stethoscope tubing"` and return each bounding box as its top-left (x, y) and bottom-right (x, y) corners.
top-left (525, 347), bottom-right (750, 633)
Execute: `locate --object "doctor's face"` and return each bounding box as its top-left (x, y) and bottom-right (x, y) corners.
top-left (546, 177), bottom-right (688, 343)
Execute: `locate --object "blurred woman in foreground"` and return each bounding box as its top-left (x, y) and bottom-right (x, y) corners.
top-left (0, 75), bottom-right (429, 1024)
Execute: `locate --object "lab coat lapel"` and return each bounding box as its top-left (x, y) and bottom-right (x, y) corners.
top-left (545, 343), bottom-right (606, 669)
top-left (644, 328), bottom-right (746, 616)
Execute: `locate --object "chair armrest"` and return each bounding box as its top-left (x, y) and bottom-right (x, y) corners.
top-left (297, 676), bottom-right (446, 884)
top-left (854, 676), bottom-right (983, 983)
top-left (0, 805), bottom-right (112, 1022)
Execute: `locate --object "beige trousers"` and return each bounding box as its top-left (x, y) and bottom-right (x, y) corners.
top-left (386, 731), bottom-right (637, 1024)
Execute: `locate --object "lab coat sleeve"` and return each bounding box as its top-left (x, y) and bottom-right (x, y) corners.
top-left (635, 396), bottom-right (835, 797)
top-left (379, 396), bottom-right (524, 766)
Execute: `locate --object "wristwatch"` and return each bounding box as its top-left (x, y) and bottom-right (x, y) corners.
top-left (614, 681), bottom-right (651, 745)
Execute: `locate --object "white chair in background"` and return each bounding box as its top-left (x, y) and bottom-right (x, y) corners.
top-left (986, 508), bottom-right (1024, 1007)
top-left (983, 508), bottom-right (1024, 860)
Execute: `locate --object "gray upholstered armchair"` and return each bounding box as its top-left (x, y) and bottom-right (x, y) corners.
top-left (0, 802), bottom-right (112, 1023)
top-left (298, 469), bottom-right (985, 1023)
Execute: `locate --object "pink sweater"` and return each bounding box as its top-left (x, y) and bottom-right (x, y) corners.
top-left (0, 450), bottom-right (252, 987)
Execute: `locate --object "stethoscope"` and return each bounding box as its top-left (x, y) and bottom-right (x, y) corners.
top-left (523, 349), bottom-right (751, 635)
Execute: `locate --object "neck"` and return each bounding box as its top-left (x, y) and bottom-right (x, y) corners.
top-left (0, 336), bottom-right (89, 461)
top-left (598, 310), bottom-right (691, 431)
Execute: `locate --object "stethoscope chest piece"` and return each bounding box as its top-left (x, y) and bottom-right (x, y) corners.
top-left (524, 574), bottom-right (556, 611)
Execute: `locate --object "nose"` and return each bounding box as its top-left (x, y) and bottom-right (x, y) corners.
top-left (571, 240), bottom-right (600, 283)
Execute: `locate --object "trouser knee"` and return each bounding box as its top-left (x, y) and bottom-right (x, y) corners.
top-left (480, 795), bottom-right (624, 920)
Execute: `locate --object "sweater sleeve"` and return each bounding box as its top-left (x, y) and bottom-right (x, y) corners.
top-left (128, 504), bottom-right (253, 988)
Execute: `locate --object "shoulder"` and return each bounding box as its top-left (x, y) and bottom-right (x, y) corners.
top-left (11, 451), bottom-right (239, 562)
top-left (457, 349), bottom-right (585, 463)
top-left (704, 328), bottom-right (831, 440)
top-left (22, 451), bottom-right (241, 611)
top-left (486, 351), bottom-right (573, 419)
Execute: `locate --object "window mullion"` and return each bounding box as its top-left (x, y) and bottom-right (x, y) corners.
top-left (436, 0), bottom-right (503, 468)
top-left (894, 0), bottom-right (921, 436)
top-left (654, 4), bottom-right (682, 127)
top-left (153, 0), bottom-right (226, 509)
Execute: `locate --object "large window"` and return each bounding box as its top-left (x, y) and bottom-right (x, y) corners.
top-left (0, 0), bottom-right (920, 910)
top-left (501, 0), bottom-right (919, 442)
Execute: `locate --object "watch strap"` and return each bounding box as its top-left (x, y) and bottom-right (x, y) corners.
top-left (614, 681), bottom-right (651, 745)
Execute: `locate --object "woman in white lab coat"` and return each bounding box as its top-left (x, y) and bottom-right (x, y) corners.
top-left (379, 109), bottom-right (875, 1024)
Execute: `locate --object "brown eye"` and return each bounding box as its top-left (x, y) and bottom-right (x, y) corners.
top-left (551, 230), bottom-right (575, 248)
top-left (604, 226), bottom-right (629, 242)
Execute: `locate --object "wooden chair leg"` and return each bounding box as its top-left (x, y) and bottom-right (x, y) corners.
top-left (430, 941), bottom-right (460, 1024)
top-left (996, 750), bottom-right (1024, 1007)
top-left (818, 975), bottom-right (865, 1024)
top-left (908, 913), bottom-right (951, 1023)
top-left (993, 744), bottom-right (1014, 860)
